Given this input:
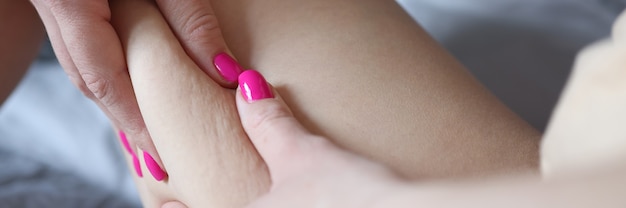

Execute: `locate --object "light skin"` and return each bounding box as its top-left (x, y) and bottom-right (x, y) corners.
top-left (29, 0), bottom-right (242, 175)
top-left (251, 11), bottom-right (626, 207)
top-left (7, 0), bottom-right (539, 186)
top-left (108, 0), bottom-right (540, 207)
top-left (3, 0), bottom-right (571, 207)
top-left (33, 0), bottom-right (541, 183)
top-left (110, 0), bottom-right (268, 207)
top-left (124, 7), bottom-right (626, 207)
top-left (236, 63), bottom-right (626, 207)
top-left (211, 0), bottom-right (540, 179)
top-left (115, 14), bottom-right (626, 205)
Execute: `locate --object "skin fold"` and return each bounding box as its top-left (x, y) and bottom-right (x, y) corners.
top-left (111, 0), bottom-right (269, 207)
top-left (0, 0), bottom-right (547, 206)
top-left (110, 0), bottom-right (542, 206)
top-left (210, 0), bottom-right (540, 178)
top-left (1, 0), bottom-right (624, 207)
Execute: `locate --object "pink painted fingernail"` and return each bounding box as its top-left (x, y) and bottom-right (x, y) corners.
top-left (119, 131), bottom-right (133, 154)
top-left (214, 53), bottom-right (244, 83)
top-left (132, 153), bottom-right (143, 178)
top-left (119, 131), bottom-right (142, 177)
top-left (143, 152), bottom-right (167, 181)
top-left (239, 70), bottom-right (273, 102)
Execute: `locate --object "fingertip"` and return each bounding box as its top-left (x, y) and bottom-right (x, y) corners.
top-left (121, 128), bottom-right (168, 182)
top-left (238, 70), bottom-right (274, 102)
top-left (118, 130), bottom-right (133, 154)
top-left (235, 70), bottom-right (281, 119)
top-left (143, 150), bottom-right (168, 182)
top-left (132, 153), bottom-right (143, 178)
top-left (213, 52), bottom-right (245, 84)
top-left (192, 51), bottom-right (241, 89)
top-left (234, 70), bottom-right (310, 169)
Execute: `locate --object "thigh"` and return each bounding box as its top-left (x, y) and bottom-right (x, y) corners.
top-left (111, 1), bottom-right (268, 206)
top-left (0, 1), bottom-right (44, 106)
top-left (111, 0), bottom-right (539, 206)
top-left (212, 0), bottom-right (540, 178)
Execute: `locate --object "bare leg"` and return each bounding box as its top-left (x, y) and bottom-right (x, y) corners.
top-left (111, 1), bottom-right (268, 207)
top-left (212, 0), bottom-right (540, 178)
top-left (0, 1), bottom-right (44, 106)
top-left (111, 0), bottom-right (540, 206)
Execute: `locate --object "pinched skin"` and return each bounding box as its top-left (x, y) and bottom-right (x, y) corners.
top-left (111, 0), bottom-right (270, 207)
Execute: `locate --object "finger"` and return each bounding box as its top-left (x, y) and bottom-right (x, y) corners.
top-left (155, 0), bottom-right (243, 87)
top-left (236, 70), bottom-right (335, 181)
top-left (31, 1), bottom-right (139, 162)
top-left (35, 0), bottom-right (166, 180)
top-left (30, 1), bottom-right (89, 97)
top-left (111, 1), bottom-right (270, 206)
top-left (31, 0), bottom-right (123, 130)
top-left (115, 129), bottom-right (180, 208)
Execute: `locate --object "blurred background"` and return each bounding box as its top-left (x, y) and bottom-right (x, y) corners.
top-left (1, 0), bottom-right (624, 207)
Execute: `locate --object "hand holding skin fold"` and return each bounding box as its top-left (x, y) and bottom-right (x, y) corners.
top-left (30, 0), bottom-right (243, 181)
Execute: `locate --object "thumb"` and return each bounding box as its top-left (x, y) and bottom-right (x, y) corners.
top-left (236, 70), bottom-right (327, 181)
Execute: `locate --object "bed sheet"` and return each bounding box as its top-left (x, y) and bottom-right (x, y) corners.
top-left (1, 0), bottom-right (624, 207)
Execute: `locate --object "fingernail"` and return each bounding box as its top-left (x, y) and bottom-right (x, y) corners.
top-left (119, 131), bottom-right (142, 177)
top-left (143, 151), bottom-right (167, 181)
top-left (119, 131), bottom-right (133, 154)
top-left (214, 53), bottom-right (244, 83)
top-left (132, 153), bottom-right (143, 178)
top-left (239, 70), bottom-right (273, 102)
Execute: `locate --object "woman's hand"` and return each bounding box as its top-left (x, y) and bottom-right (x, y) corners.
top-left (110, 0), bottom-right (269, 206)
top-left (236, 67), bottom-right (626, 208)
top-left (236, 70), bottom-right (406, 208)
top-left (236, 9), bottom-right (626, 206)
top-left (30, 0), bottom-right (243, 180)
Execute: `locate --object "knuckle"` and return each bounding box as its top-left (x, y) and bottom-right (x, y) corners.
top-left (80, 72), bottom-right (115, 105)
top-left (248, 103), bottom-right (294, 137)
top-left (180, 9), bottom-right (223, 43)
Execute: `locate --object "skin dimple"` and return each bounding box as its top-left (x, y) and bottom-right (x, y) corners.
top-left (111, 0), bottom-right (270, 207)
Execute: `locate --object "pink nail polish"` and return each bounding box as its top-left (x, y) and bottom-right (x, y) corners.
top-left (132, 153), bottom-right (143, 178)
top-left (143, 152), bottom-right (167, 181)
top-left (214, 53), bottom-right (244, 83)
top-left (119, 131), bottom-right (133, 154)
top-left (239, 70), bottom-right (273, 102)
